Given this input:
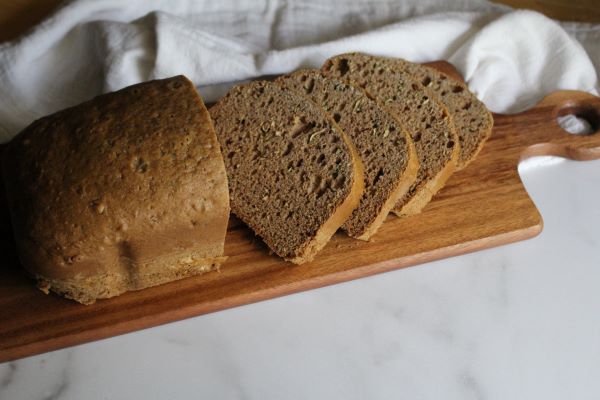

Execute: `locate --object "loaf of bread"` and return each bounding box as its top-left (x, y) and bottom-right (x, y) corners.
top-left (277, 70), bottom-right (418, 240)
top-left (3, 52), bottom-right (493, 302)
top-left (393, 60), bottom-right (494, 169)
top-left (2, 76), bottom-right (229, 304)
top-left (322, 53), bottom-right (460, 217)
top-left (210, 80), bottom-right (364, 263)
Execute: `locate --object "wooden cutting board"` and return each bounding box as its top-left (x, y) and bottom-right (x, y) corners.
top-left (1, 62), bottom-right (600, 363)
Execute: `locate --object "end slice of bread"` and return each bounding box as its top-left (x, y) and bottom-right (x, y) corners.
top-left (277, 70), bottom-right (418, 240)
top-left (322, 53), bottom-right (459, 217)
top-left (397, 60), bottom-right (493, 169)
top-left (2, 76), bottom-right (230, 304)
top-left (210, 80), bottom-right (364, 264)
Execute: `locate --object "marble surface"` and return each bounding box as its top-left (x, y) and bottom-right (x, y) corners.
top-left (1, 156), bottom-right (599, 400)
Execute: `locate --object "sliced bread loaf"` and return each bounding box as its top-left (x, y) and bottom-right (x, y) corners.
top-left (277, 69), bottom-right (418, 240)
top-left (2, 76), bottom-right (230, 304)
top-left (322, 53), bottom-right (459, 217)
top-left (396, 60), bottom-right (493, 169)
top-left (210, 80), bottom-right (364, 264)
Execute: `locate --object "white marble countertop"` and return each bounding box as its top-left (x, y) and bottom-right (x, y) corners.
top-left (1, 156), bottom-right (599, 400)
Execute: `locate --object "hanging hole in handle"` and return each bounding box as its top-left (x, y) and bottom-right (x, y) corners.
top-left (556, 105), bottom-right (599, 135)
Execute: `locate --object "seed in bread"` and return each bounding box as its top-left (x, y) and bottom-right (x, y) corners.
top-left (322, 53), bottom-right (459, 217)
top-left (277, 69), bottom-right (418, 240)
top-left (2, 76), bottom-right (229, 304)
top-left (210, 80), bottom-right (364, 263)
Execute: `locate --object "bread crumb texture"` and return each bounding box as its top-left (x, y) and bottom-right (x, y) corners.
top-left (278, 69), bottom-right (417, 240)
top-left (210, 80), bottom-right (361, 262)
top-left (322, 53), bottom-right (459, 216)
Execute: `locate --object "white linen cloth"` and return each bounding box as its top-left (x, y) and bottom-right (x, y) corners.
top-left (0, 0), bottom-right (598, 142)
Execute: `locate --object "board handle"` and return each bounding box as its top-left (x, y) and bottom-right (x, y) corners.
top-left (519, 90), bottom-right (600, 162)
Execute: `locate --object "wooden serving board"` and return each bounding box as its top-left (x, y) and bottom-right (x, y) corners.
top-left (1, 62), bottom-right (600, 363)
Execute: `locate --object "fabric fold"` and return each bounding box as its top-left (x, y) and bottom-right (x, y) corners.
top-left (0, 0), bottom-right (598, 142)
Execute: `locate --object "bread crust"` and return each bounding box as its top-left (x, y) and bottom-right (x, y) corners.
top-left (357, 138), bottom-right (418, 237)
top-left (2, 76), bottom-right (229, 304)
top-left (392, 144), bottom-right (457, 217)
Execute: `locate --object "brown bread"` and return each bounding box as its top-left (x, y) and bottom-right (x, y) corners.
top-left (210, 80), bottom-right (364, 263)
top-left (322, 53), bottom-right (459, 216)
top-left (396, 60), bottom-right (493, 169)
top-left (277, 69), bottom-right (418, 240)
top-left (2, 76), bottom-right (230, 304)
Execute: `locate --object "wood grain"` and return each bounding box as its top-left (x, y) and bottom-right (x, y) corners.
top-left (494, 0), bottom-right (600, 23)
top-left (1, 62), bottom-right (600, 363)
top-left (0, 0), bottom-right (64, 42)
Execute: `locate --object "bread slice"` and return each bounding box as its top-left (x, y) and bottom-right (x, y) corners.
top-left (2, 76), bottom-right (230, 304)
top-left (322, 53), bottom-right (459, 217)
top-left (210, 80), bottom-right (364, 264)
top-left (396, 60), bottom-right (493, 169)
top-left (277, 69), bottom-right (418, 240)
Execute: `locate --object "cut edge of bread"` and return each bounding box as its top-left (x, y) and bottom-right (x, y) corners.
top-left (286, 120), bottom-right (365, 264)
top-left (456, 109), bottom-right (494, 170)
top-left (393, 99), bottom-right (460, 217)
top-left (392, 134), bottom-right (459, 217)
top-left (410, 62), bottom-right (493, 171)
top-left (321, 52), bottom-right (462, 220)
top-left (277, 70), bottom-right (420, 241)
top-left (354, 132), bottom-right (419, 241)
